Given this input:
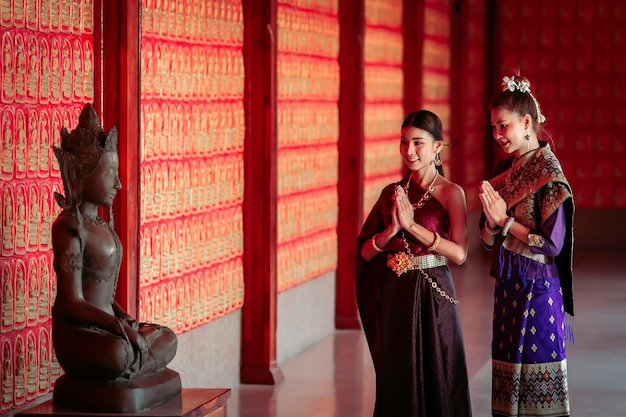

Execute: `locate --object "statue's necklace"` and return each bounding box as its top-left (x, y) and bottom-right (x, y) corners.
top-left (82, 212), bottom-right (110, 229)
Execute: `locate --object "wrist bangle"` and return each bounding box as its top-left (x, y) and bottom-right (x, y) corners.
top-left (427, 232), bottom-right (441, 252)
top-left (502, 217), bottom-right (515, 237)
top-left (371, 234), bottom-right (385, 253)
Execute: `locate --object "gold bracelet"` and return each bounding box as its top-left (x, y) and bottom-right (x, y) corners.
top-left (371, 234), bottom-right (385, 253)
top-left (427, 232), bottom-right (441, 252)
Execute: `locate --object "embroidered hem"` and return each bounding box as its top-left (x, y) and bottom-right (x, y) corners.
top-left (492, 359), bottom-right (570, 417)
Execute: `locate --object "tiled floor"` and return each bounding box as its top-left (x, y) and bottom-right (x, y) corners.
top-left (228, 249), bottom-right (626, 417)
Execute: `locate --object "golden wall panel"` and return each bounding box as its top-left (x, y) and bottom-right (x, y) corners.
top-left (139, 0), bottom-right (245, 331)
top-left (422, 0), bottom-right (451, 177)
top-left (363, 0), bottom-right (403, 218)
top-left (276, 0), bottom-right (340, 291)
top-left (0, 1), bottom-right (94, 412)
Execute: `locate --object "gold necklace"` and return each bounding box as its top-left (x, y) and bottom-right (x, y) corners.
top-left (404, 170), bottom-right (438, 209)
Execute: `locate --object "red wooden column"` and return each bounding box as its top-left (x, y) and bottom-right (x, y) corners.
top-left (335, 0), bottom-right (365, 330)
top-left (450, 0), bottom-right (465, 182)
top-left (93, 0), bottom-right (141, 316)
top-left (403, 0), bottom-right (425, 114)
top-left (241, 0), bottom-right (284, 384)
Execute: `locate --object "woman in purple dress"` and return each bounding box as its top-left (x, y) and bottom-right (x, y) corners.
top-left (356, 110), bottom-right (472, 417)
top-left (479, 75), bottom-right (574, 417)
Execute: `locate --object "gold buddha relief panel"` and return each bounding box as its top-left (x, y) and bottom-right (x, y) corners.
top-left (0, 0), bottom-right (94, 413)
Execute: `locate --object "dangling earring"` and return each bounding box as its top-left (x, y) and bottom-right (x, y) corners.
top-left (434, 152), bottom-right (442, 167)
top-left (525, 133), bottom-right (530, 151)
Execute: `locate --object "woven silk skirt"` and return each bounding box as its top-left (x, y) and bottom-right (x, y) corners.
top-left (491, 271), bottom-right (570, 417)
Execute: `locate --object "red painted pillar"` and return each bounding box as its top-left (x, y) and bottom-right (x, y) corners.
top-left (335, 0), bottom-right (365, 330)
top-left (240, 0), bottom-right (284, 384)
top-left (94, 0), bottom-right (141, 317)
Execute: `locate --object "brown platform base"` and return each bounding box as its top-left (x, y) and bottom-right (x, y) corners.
top-left (16, 388), bottom-right (231, 417)
top-left (52, 368), bottom-right (182, 413)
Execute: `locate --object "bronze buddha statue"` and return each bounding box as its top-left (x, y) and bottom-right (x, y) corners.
top-left (50, 103), bottom-right (180, 412)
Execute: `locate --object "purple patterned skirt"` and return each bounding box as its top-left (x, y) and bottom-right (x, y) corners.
top-left (491, 251), bottom-right (570, 417)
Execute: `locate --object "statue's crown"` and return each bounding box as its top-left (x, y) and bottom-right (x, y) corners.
top-left (60, 103), bottom-right (118, 156)
top-left (52, 104), bottom-right (119, 209)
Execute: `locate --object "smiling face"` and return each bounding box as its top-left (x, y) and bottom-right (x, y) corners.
top-left (490, 106), bottom-right (532, 157)
top-left (82, 151), bottom-right (122, 207)
top-left (399, 126), bottom-right (442, 171)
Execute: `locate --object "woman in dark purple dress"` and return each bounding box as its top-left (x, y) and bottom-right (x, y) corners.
top-left (356, 110), bottom-right (472, 417)
top-left (479, 75), bottom-right (574, 417)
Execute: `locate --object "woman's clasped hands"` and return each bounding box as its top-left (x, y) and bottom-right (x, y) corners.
top-left (394, 184), bottom-right (417, 231)
top-left (479, 180), bottom-right (508, 228)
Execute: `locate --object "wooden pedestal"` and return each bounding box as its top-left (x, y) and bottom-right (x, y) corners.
top-left (15, 388), bottom-right (231, 417)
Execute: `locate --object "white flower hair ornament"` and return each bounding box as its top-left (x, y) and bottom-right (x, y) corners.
top-left (503, 76), bottom-right (530, 93)
top-left (501, 76), bottom-right (546, 123)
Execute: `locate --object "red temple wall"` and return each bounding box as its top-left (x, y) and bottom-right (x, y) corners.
top-left (138, 0), bottom-right (245, 333)
top-left (0, 1), bottom-right (95, 411)
top-left (276, 0), bottom-right (340, 292)
top-left (362, 0), bottom-right (404, 218)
